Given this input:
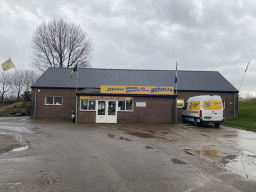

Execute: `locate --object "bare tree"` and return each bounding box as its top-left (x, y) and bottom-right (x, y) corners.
top-left (11, 71), bottom-right (25, 102)
top-left (0, 72), bottom-right (12, 102)
top-left (23, 70), bottom-right (39, 92)
top-left (32, 18), bottom-right (92, 71)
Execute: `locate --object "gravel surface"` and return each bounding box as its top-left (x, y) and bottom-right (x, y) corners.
top-left (0, 134), bottom-right (23, 154)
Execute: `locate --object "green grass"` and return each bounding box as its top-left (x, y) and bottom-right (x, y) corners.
top-left (222, 102), bottom-right (256, 132)
top-left (0, 102), bottom-right (31, 114)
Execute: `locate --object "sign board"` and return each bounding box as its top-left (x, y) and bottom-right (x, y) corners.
top-left (100, 85), bottom-right (174, 95)
top-left (136, 102), bottom-right (146, 107)
top-left (80, 96), bottom-right (132, 100)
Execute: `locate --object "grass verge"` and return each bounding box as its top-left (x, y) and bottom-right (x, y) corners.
top-left (222, 102), bottom-right (256, 132)
top-left (0, 102), bottom-right (31, 114)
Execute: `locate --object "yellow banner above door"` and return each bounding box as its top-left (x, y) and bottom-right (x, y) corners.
top-left (80, 96), bottom-right (132, 100)
top-left (100, 85), bottom-right (174, 95)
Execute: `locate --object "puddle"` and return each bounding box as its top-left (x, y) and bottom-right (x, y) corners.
top-left (126, 131), bottom-right (154, 138)
top-left (192, 147), bottom-right (256, 180)
top-left (107, 133), bottom-right (115, 138)
top-left (11, 145), bottom-right (29, 152)
top-left (194, 149), bottom-right (220, 158)
top-left (171, 158), bottom-right (187, 164)
top-left (222, 151), bottom-right (256, 180)
top-left (145, 146), bottom-right (154, 149)
top-left (222, 134), bottom-right (237, 138)
top-left (107, 134), bottom-right (132, 141)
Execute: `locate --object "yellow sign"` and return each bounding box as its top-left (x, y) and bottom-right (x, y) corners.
top-left (100, 85), bottom-right (174, 95)
top-left (80, 96), bottom-right (132, 100)
top-left (1, 58), bottom-right (14, 71)
top-left (188, 101), bottom-right (200, 113)
top-left (203, 101), bottom-right (222, 110)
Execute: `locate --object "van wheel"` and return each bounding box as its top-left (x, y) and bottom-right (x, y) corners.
top-left (194, 118), bottom-right (198, 126)
top-left (215, 123), bottom-right (220, 128)
top-left (182, 116), bottom-right (186, 123)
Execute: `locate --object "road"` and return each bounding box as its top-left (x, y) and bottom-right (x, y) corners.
top-left (0, 117), bottom-right (256, 191)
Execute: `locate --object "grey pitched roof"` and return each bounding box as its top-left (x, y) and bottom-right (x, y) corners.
top-left (31, 67), bottom-right (238, 93)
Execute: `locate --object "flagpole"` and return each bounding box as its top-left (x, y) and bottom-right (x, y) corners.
top-left (176, 61), bottom-right (177, 95)
top-left (239, 60), bottom-right (250, 91)
top-left (175, 61), bottom-right (178, 124)
top-left (75, 64), bottom-right (79, 124)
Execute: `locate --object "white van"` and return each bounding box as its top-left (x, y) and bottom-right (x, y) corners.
top-left (182, 95), bottom-right (224, 128)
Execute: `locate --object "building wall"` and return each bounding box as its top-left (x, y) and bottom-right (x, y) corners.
top-left (78, 96), bottom-right (176, 124)
top-left (31, 88), bottom-right (237, 124)
top-left (117, 97), bottom-right (175, 124)
top-left (176, 91), bottom-right (238, 122)
top-left (31, 88), bottom-right (78, 119)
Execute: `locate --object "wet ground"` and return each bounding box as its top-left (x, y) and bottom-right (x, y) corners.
top-left (1, 117), bottom-right (256, 191)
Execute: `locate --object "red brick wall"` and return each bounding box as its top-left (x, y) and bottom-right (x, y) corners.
top-left (31, 88), bottom-right (237, 124)
top-left (78, 96), bottom-right (176, 124)
top-left (31, 88), bottom-right (78, 119)
top-left (117, 97), bottom-right (175, 123)
top-left (176, 92), bottom-right (238, 122)
top-left (78, 111), bottom-right (96, 123)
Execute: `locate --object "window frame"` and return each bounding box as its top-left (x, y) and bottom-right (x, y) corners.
top-left (45, 96), bottom-right (63, 105)
top-left (118, 100), bottom-right (133, 111)
top-left (80, 99), bottom-right (96, 111)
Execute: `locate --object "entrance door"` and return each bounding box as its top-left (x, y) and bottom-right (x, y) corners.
top-left (96, 101), bottom-right (117, 123)
top-left (107, 101), bottom-right (117, 123)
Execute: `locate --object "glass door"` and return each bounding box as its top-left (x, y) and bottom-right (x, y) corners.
top-left (96, 101), bottom-right (107, 123)
top-left (107, 101), bottom-right (117, 123)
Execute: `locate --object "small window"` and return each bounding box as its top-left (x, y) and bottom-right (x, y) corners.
top-left (118, 100), bottom-right (133, 111)
top-left (45, 96), bottom-right (62, 105)
top-left (80, 99), bottom-right (96, 111)
top-left (54, 97), bottom-right (63, 105)
top-left (177, 99), bottom-right (184, 108)
top-left (118, 101), bottom-right (125, 110)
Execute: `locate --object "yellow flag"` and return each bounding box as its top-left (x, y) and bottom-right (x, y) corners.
top-left (1, 58), bottom-right (15, 71)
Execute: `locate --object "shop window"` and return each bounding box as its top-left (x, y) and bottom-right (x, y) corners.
top-left (45, 96), bottom-right (62, 105)
top-left (177, 99), bottom-right (184, 108)
top-left (80, 99), bottom-right (95, 111)
top-left (118, 100), bottom-right (133, 111)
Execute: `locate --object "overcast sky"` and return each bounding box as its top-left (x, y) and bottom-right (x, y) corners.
top-left (0, 0), bottom-right (255, 96)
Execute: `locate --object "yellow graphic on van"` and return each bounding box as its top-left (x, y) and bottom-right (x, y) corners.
top-left (203, 101), bottom-right (222, 110)
top-left (188, 101), bottom-right (200, 111)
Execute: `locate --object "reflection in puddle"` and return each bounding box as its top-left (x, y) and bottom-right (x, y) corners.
top-left (194, 149), bottom-right (220, 158)
top-left (223, 151), bottom-right (256, 179)
top-left (193, 148), bottom-right (256, 180)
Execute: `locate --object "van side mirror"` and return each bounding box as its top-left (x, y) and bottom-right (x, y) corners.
top-left (183, 107), bottom-right (186, 110)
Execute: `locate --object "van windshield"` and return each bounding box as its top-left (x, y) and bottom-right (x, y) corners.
top-left (203, 101), bottom-right (222, 110)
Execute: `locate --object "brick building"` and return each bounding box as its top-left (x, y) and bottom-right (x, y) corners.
top-left (31, 68), bottom-right (238, 124)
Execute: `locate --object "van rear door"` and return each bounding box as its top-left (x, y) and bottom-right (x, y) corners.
top-left (202, 100), bottom-right (223, 121)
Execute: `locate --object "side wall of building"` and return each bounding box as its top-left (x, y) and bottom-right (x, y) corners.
top-left (31, 88), bottom-right (77, 119)
top-left (177, 92), bottom-right (238, 122)
top-left (78, 97), bottom-right (176, 124)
